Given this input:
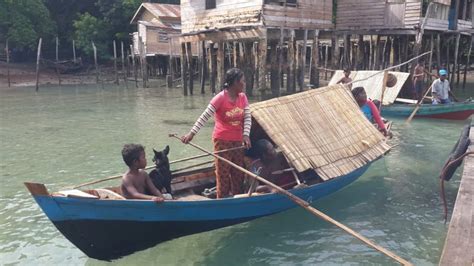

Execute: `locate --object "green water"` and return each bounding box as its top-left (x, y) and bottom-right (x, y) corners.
top-left (0, 82), bottom-right (469, 265)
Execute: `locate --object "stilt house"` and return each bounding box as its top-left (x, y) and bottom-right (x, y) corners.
top-left (179, 0), bottom-right (334, 96)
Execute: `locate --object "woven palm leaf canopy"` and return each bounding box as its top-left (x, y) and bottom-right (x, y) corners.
top-left (329, 70), bottom-right (410, 105)
top-left (250, 84), bottom-right (390, 181)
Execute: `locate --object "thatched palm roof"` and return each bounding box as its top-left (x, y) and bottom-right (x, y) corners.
top-left (250, 84), bottom-right (390, 181)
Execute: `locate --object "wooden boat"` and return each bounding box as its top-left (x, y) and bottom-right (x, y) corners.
top-left (25, 85), bottom-right (390, 260)
top-left (381, 101), bottom-right (474, 120)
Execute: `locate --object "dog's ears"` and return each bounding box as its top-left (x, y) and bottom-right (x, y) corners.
top-left (164, 145), bottom-right (170, 155)
top-left (153, 148), bottom-right (159, 155)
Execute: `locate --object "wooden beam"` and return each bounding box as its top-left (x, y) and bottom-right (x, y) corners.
top-left (300, 29), bottom-right (308, 91)
top-left (200, 40), bottom-right (207, 94)
top-left (453, 33), bottom-right (460, 88)
top-left (186, 42), bottom-right (194, 95)
top-left (180, 42), bottom-right (188, 96)
top-left (180, 28), bottom-right (265, 43)
top-left (35, 38), bottom-right (42, 92)
top-left (243, 41), bottom-right (254, 96)
top-left (270, 42), bottom-right (279, 97)
top-left (5, 39), bottom-right (10, 87)
top-left (210, 43), bottom-right (217, 94)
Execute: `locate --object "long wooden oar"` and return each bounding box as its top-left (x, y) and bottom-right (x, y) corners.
top-left (70, 146), bottom-right (245, 189)
top-left (170, 134), bottom-right (412, 265)
top-left (405, 84), bottom-right (433, 124)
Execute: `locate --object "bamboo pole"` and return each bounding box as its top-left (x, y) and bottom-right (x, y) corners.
top-left (35, 38), bottom-right (42, 92)
top-left (6, 39), bottom-right (10, 88)
top-left (55, 36), bottom-right (61, 85)
top-left (92, 41), bottom-right (99, 84)
top-left (210, 43), bottom-right (217, 94)
top-left (270, 42), bottom-right (280, 97)
top-left (170, 134), bottom-right (412, 266)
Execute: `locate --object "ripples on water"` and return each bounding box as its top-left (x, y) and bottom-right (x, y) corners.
top-left (0, 83), bottom-right (469, 265)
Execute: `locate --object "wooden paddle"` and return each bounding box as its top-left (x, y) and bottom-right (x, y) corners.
top-left (405, 84), bottom-right (433, 124)
top-left (70, 146), bottom-right (245, 189)
top-left (170, 134), bottom-right (412, 265)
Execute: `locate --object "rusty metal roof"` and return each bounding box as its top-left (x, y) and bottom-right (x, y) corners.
top-left (131, 3), bottom-right (180, 24)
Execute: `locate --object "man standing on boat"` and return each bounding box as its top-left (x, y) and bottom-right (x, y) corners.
top-left (412, 60), bottom-right (425, 101)
top-left (431, 69), bottom-right (451, 105)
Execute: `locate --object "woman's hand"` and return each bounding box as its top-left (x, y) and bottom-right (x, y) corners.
top-left (243, 135), bottom-right (251, 149)
top-left (181, 132), bottom-right (195, 144)
top-left (151, 196), bottom-right (164, 203)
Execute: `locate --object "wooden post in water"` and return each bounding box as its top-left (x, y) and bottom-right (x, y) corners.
top-left (72, 40), bottom-right (76, 62)
top-left (243, 41), bottom-right (254, 96)
top-left (130, 44), bottom-right (138, 88)
top-left (300, 29), bottom-right (308, 91)
top-left (389, 37), bottom-right (395, 67)
top-left (6, 39), bottom-right (10, 87)
top-left (180, 42), bottom-right (188, 95)
top-left (428, 35), bottom-right (434, 75)
top-left (374, 35), bottom-right (381, 70)
top-left (113, 40), bottom-right (119, 85)
top-left (186, 42), bottom-right (194, 95)
top-left (121, 42), bottom-right (128, 89)
top-left (287, 30), bottom-right (295, 94)
top-left (210, 43), bottom-right (217, 94)
top-left (167, 37), bottom-right (174, 88)
top-left (92, 41), bottom-right (99, 84)
top-left (446, 37), bottom-right (451, 75)
top-left (55, 37), bottom-right (61, 85)
top-left (453, 33), bottom-right (460, 87)
top-left (436, 34), bottom-right (441, 71)
top-left (462, 35), bottom-right (472, 90)
top-left (258, 37), bottom-right (267, 96)
top-left (369, 35), bottom-right (373, 70)
top-left (35, 38), bottom-right (42, 92)
top-left (270, 42), bottom-right (279, 97)
top-left (278, 27), bottom-right (285, 91)
top-left (357, 35), bottom-right (364, 70)
top-left (233, 41), bottom-right (238, 67)
top-left (324, 45), bottom-right (328, 80)
top-left (310, 30), bottom-right (320, 88)
top-left (381, 36), bottom-right (388, 69)
top-left (217, 42), bottom-right (225, 90)
top-left (200, 40), bottom-right (206, 94)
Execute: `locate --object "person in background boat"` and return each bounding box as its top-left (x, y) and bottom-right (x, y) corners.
top-left (181, 68), bottom-right (252, 198)
top-left (412, 60), bottom-right (425, 101)
top-left (121, 144), bottom-right (164, 202)
top-left (431, 69), bottom-right (451, 105)
top-left (351, 87), bottom-right (388, 136)
top-left (247, 139), bottom-right (294, 193)
top-left (337, 68), bottom-right (352, 89)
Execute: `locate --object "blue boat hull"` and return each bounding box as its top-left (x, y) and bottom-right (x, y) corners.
top-left (31, 164), bottom-right (371, 260)
top-left (381, 102), bottom-right (474, 120)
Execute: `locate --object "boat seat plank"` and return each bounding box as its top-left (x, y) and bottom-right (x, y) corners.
top-left (395, 98), bottom-right (417, 104)
top-left (94, 188), bottom-right (126, 200)
top-left (54, 189), bottom-right (99, 199)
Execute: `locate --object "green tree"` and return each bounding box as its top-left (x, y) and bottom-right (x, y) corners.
top-left (73, 12), bottom-right (108, 57)
top-left (0, 0), bottom-right (56, 50)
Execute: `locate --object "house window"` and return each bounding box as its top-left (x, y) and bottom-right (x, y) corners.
top-left (206, 0), bottom-right (216, 9)
top-left (158, 33), bottom-right (169, 43)
top-left (264, 0), bottom-right (297, 7)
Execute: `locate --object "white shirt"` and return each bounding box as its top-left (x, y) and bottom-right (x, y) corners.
top-left (431, 78), bottom-right (450, 100)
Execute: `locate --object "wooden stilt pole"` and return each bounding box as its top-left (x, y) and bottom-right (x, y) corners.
top-left (171, 135), bottom-right (413, 266)
top-left (357, 35), bottom-right (364, 70)
top-left (462, 35), bottom-right (472, 90)
top-left (453, 33), bottom-right (460, 87)
top-left (436, 34), bottom-right (441, 72)
top-left (186, 42), bottom-right (194, 95)
top-left (92, 41), bottom-right (99, 84)
top-left (310, 30), bottom-right (320, 88)
top-left (233, 41), bottom-right (238, 67)
top-left (200, 40), bottom-right (207, 94)
top-left (369, 35), bottom-right (373, 70)
top-left (210, 43), bottom-right (217, 94)
top-left (389, 37), bottom-right (395, 67)
top-left (5, 39), bottom-right (10, 87)
top-left (324, 45), bottom-right (328, 80)
top-left (131, 44), bottom-right (138, 88)
top-left (375, 35), bottom-right (381, 70)
top-left (381, 36), bottom-right (388, 69)
top-left (270, 42), bottom-right (280, 97)
top-left (217, 41), bottom-right (225, 90)
top-left (258, 37), bottom-right (267, 96)
top-left (181, 42), bottom-right (188, 95)
top-left (300, 29), bottom-right (308, 91)
top-left (287, 29), bottom-right (296, 93)
top-left (167, 38), bottom-right (174, 88)
top-left (121, 42), bottom-right (128, 89)
top-left (278, 27), bottom-right (285, 91)
top-left (428, 35), bottom-right (434, 76)
top-left (35, 38), bottom-right (42, 92)
top-left (113, 40), bottom-right (119, 85)
top-left (72, 40), bottom-right (76, 62)
top-left (55, 36), bottom-right (61, 85)
top-left (244, 41), bottom-right (254, 96)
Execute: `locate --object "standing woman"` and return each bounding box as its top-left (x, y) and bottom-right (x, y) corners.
top-left (181, 68), bottom-right (252, 198)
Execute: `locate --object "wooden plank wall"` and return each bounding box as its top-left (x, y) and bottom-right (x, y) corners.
top-left (262, 0), bottom-right (333, 29)
top-left (335, 0), bottom-right (387, 29)
top-left (145, 29), bottom-right (182, 55)
top-left (180, 0), bottom-right (263, 34)
top-left (404, 0), bottom-right (421, 28)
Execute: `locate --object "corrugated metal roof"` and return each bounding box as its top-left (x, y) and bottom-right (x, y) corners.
top-left (329, 70), bottom-right (410, 105)
top-left (131, 3), bottom-right (180, 24)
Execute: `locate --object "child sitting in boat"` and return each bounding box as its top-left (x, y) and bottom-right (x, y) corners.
top-left (247, 139), bottom-right (295, 193)
top-left (121, 144), bottom-right (165, 202)
top-left (351, 87), bottom-right (388, 136)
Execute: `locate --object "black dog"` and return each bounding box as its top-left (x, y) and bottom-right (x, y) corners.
top-left (149, 146), bottom-right (173, 194)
